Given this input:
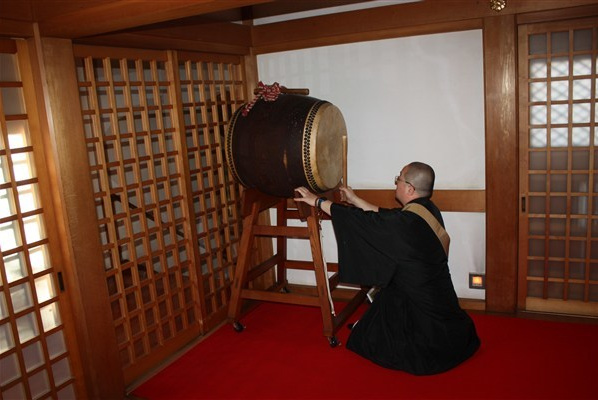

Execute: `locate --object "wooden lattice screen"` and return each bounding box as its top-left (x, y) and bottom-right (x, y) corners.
top-left (73, 46), bottom-right (246, 380)
top-left (0, 40), bottom-right (78, 398)
top-left (176, 52), bottom-right (245, 328)
top-left (518, 18), bottom-right (598, 316)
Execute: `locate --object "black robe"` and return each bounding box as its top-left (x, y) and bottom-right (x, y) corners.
top-left (330, 197), bottom-right (480, 375)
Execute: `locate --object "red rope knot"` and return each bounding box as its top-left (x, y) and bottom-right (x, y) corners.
top-left (242, 81), bottom-right (282, 116)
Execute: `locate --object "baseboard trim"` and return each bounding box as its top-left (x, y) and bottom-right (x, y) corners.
top-left (287, 283), bottom-right (486, 311)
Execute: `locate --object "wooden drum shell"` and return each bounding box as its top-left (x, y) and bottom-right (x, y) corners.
top-left (225, 94), bottom-right (346, 198)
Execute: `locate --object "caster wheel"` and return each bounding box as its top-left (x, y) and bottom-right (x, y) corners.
top-left (232, 321), bottom-right (245, 332)
top-left (328, 336), bottom-right (340, 348)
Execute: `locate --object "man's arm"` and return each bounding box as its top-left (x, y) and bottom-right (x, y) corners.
top-left (339, 186), bottom-right (379, 212)
top-left (294, 186), bottom-right (379, 215)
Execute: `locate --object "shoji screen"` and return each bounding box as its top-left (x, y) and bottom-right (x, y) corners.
top-left (518, 18), bottom-right (598, 316)
top-left (176, 51), bottom-right (246, 328)
top-left (0, 40), bottom-right (79, 399)
top-left (73, 46), bottom-right (246, 381)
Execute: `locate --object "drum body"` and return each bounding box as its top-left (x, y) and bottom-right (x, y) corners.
top-left (225, 94), bottom-right (346, 198)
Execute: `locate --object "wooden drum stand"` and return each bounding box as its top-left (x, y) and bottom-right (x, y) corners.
top-left (227, 188), bottom-right (368, 347)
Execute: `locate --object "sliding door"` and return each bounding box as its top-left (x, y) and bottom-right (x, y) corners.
top-left (518, 18), bottom-right (598, 316)
top-left (176, 51), bottom-right (245, 330)
top-left (73, 46), bottom-right (246, 382)
top-left (0, 40), bottom-right (82, 398)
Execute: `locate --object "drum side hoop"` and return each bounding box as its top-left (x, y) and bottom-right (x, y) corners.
top-left (225, 107), bottom-right (248, 188)
top-left (302, 101), bottom-right (327, 192)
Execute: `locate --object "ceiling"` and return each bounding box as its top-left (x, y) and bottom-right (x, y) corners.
top-left (4, 1), bottom-right (595, 52)
top-left (0, 0), bottom-right (405, 40)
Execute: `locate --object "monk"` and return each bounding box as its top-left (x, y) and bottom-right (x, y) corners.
top-left (294, 161), bottom-right (480, 375)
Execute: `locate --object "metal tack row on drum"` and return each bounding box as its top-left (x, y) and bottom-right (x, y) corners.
top-left (225, 93), bottom-right (347, 198)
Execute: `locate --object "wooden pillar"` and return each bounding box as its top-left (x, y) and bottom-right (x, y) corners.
top-left (483, 15), bottom-right (519, 313)
top-left (242, 48), bottom-right (276, 289)
top-left (28, 31), bottom-right (124, 398)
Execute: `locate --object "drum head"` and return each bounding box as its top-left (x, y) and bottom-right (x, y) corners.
top-left (305, 102), bottom-right (346, 192)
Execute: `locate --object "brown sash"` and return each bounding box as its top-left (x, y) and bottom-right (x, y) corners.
top-left (402, 203), bottom-right (450, 256)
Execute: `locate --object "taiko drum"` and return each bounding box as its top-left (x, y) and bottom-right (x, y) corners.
top-left (225, 94), bottom-right (346, 198)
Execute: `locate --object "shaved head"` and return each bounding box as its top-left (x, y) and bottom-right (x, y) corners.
top-left (404, 162), bottom-right (435, 198)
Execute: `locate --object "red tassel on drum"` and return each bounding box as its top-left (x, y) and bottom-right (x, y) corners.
top-left (242, 81), bottom-right (281, 116)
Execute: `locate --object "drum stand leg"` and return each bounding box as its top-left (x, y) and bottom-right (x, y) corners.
top-left (227, 189), bottom-right (368, 346)
top-left (227, 196), bottom-right (262, 333)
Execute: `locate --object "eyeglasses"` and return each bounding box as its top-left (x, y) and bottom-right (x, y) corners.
top-left (394, 175), bottom-right (414, 189)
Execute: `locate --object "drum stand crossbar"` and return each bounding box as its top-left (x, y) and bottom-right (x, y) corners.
top-left (227, 188), bottom-right (368, 347)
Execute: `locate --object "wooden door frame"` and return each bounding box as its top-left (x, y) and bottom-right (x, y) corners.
top-left (26, 34), bottom-right (124, 398)
top-left (483, 15), bottom-right (519, 313)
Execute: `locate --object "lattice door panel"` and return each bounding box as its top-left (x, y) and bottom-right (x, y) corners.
top-left (74, 48), bottom-right (201, 376)
top-left (0, 41), bottom-right (78, 398)
top-left (73, 46), bottom-right (248, 380)
top-left (518, 18), bottom-right (598, 316)
top-left (177, 52), bottom-right (245, 329)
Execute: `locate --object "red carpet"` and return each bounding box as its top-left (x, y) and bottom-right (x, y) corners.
top-left (132, 302), bottom-right (598, 399)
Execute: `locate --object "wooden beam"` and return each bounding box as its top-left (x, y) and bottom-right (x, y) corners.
top-left (0, 38), bottom-right (17, 53)
top-left (354, 189), bottom-right (485, 213)
top-left (76, 32), bottom-right (251, 55)
top-left (129, 21), bottom-right (252, 47)
top-left (37, 0), bottom-right (273, 38)
top-left (254, 19), bottom-right (482, 54)
top-left (72, 44), bottom-right (166, 60)
top-left (0, 18), bottom-right (35, 38)
top-left (483, 14), bottom-right (518, 314)
top-left (517, 3), bottom-right (598, 24)
top-left (76, 21), bottom-right (252, 55)
top-left (251, 0), bottom-right (598, 54)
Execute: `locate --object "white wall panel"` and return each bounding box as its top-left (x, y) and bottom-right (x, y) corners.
top-left (259, 30), bottom-right (486, 299)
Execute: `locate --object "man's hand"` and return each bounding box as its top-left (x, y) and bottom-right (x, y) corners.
top-left (339, 185), bottom-right (357, 205)
top-left (294, 187), bottom-right (318, 207)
